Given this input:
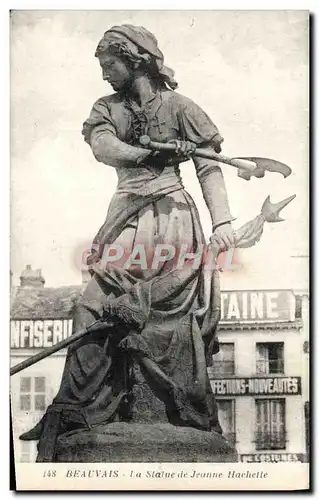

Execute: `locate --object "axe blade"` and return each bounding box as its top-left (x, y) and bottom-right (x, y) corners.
top-left (237, 157), bottom-right (292, 180)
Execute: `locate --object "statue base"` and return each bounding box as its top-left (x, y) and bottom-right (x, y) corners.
top-left (54, 422), bottom-right (238, 462)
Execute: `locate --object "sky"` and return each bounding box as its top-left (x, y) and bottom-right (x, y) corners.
top-left (10, 10), bottom-right (309, 290)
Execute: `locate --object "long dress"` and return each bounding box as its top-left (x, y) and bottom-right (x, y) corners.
top-left (33, 87), bottom-right (235, 453)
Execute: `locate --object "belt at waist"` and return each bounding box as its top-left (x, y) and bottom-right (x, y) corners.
top-left (91, 183), bottom-right (185, 255)
top-left (116, 169), bottom-right (184, 197)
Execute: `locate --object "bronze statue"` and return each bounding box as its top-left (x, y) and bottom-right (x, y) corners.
top-left (16, 24), bottom-right (295, 462)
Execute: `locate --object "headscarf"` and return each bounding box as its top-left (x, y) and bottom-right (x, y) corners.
top-left (95, 24), bottom-right (178, 90)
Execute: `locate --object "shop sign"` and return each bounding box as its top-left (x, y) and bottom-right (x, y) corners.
top-left (240, 453), bottom-right (306, 463)
top-left (211, 376), bottom-right (302, 396)
top-left (10, 319), bottom-right (73, 348)
top-left (220, 290), bottom-right (295, 322)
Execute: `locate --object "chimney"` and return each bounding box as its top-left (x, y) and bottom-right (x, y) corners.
top-left (10, 270), bottom-right (17, 311)
top-left (20, 265), bottom-right (45, 288)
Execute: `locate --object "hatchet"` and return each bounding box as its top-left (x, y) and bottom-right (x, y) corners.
top-left (139, 135), bottom-right (292, 180)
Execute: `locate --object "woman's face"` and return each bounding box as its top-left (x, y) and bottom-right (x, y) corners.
top-left (98, 52), bottom-right (133, 91)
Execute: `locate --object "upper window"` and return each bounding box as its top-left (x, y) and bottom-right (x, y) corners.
top-left (256, 342), bottom-right (284, 374)
top-left (19, 376), bottom-right (46, 412)
top-left (211, 343), bottom-right (235, 376)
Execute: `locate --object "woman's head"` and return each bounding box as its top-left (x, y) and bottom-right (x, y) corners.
top-left (95, 25), bottom-right (178, 91)
top-left (97, 47), bottom-right (135, 92)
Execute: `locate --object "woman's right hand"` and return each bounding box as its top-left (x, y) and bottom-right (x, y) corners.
top-left (138, 145), bottom-right (193, 172)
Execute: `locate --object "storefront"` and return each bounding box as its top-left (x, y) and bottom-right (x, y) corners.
top-left (10, 266), bottom-right (82, 462)
top-left (10, 267), bottom-right (309, 463)
top-left (209, 289), bottom-right (309, 463)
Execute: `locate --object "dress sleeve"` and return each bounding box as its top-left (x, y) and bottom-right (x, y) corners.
top-left (177, 96), bottom-right (221, 145)
top-left (82, 98), bottom-right (117, 145)
top-left (81, 98), bottom-right (151, 168)
top-left (178, 96), bottom-right (235, 228)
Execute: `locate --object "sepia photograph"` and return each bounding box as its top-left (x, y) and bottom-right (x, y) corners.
top-left (9, 9), bottom-right (309, 490)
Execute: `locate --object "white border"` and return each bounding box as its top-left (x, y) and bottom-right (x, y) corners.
top-left (3, 2), bottom-right (315, 498)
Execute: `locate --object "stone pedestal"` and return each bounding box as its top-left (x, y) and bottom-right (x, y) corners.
top-left (46, 362), bottom-right (238, 463)
top-left (55, 422), bottom-right (238, 462)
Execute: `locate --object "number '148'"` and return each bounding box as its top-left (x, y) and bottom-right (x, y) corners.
top-left (43, 470), bottom-right (56, 478)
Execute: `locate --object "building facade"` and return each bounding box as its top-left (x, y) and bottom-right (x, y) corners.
top-left (10, 267), bottom-right (309, 463)
top-left (210, 289), bottom-right (309, 464)
top-left (10, 266), bottom-right (83, 462)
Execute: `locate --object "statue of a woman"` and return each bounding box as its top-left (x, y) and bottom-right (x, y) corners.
top-left (20, 24), bottom-right (235, 456)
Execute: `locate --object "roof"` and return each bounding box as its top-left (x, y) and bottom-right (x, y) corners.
top-left (10, 284), bottom-right (304, 325)
top-left (10, 285), bottom-right (84, 320)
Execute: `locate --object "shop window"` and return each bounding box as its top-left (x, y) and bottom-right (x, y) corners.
top-left (304, 401), bottom-right (310, 462)
top-left (216, 399), bottom-right (236, 444)
top-left (19, 441), bottom-right (37, 462)
top-left (211, 343), bottom-right (235, 376)
top-left (295, 295), bottom-right (302, 319)
top-left (19, 376), bottom-right (46, 412)
top-left (255, 399), bottom-right (286, 450)
top-left (20, 441), bottom-right (31, 463)
top-left (20, 394), bottom-right (31, 411)
top-left (256, 342), bottom-right (284, 374)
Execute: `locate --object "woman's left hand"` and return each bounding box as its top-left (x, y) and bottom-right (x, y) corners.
top-left (168, 139), bottom-right (197, 159)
